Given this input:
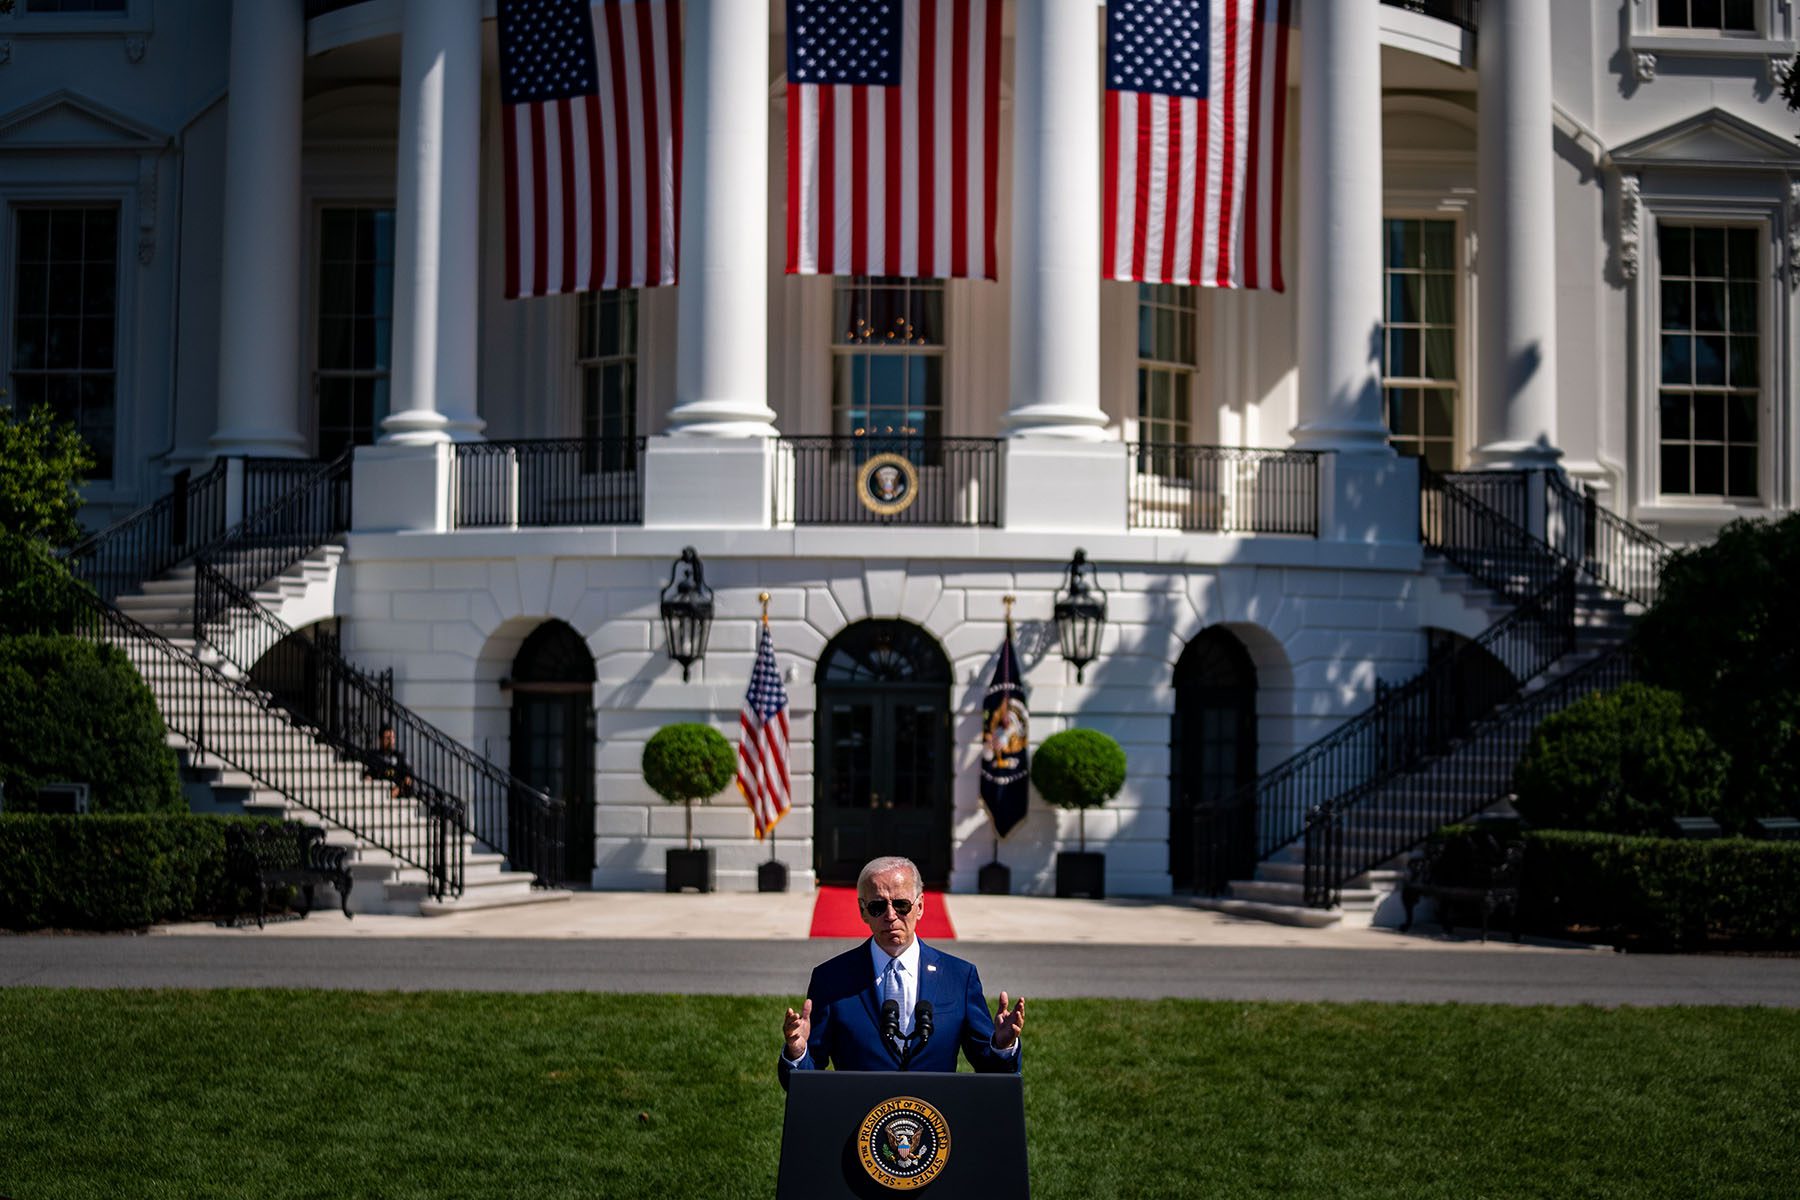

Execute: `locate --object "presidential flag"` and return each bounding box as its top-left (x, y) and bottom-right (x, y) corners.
top-left (497, 0), bottom-right (682, 298)
top-left (979, 624), bottom-right (1029, 837)
top-left (785, 0), bottom-right (1003, 279)
top-left (737, 621), bottom-right (792, 838)
top-left (1103, 0), bottom-right (1292, 290)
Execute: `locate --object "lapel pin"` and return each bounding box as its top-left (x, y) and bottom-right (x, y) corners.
top-left (926, 964), bottom-right (937, 972)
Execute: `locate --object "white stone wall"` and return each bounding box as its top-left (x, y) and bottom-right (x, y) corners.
top-left (339, 529), bottom-right (1429, 894)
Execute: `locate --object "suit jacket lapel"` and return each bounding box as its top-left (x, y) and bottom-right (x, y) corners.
top-left (916, 942), bottom-right (952, 1034)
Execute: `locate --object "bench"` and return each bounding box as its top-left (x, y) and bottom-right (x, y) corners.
top-left (1399, 832), bottom-right (1524, 943)
top-left (226, 822), bottom-right (355, 929)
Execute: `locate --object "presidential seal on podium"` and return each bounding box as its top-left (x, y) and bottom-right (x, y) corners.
top-left (857, 1095), bottom-right (951, 1190)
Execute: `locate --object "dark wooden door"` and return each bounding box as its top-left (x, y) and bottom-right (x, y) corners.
top-left (816, 687), bottom-right (951, 887)
top-left (511, 692), bottom-right (596, 882)
top-left (1172, 630), bottom-right (1258, 891)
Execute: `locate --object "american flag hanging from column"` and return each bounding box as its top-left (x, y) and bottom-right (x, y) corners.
top-left (737, 618), bottom-right (792, 839)
top-left (497, 0), bottom-right (681, 298)
top-left (785, 0), bottom-right (1003, 279)
top-left (1103, 0), bottom-right (1292, 290)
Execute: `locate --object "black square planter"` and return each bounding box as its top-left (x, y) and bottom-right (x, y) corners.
top-left (978, 861), bottom-right (1012, 895)
top-left (757, 859), bottom-right (789, 893)
top-left (665, 848), bottom-right (715, 893)
top-left (1055, 852), bottom-right (1105, 899)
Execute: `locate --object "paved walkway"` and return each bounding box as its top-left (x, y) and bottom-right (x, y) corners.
top-left (3, 893), bottom-right (1796, 1005)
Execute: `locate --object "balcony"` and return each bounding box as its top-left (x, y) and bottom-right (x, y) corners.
top-left (773, 436), bottom-right (1001, 527)
top-left (451, 438), bottom-right (646, 529)
top-left (1127, 444), bottom-right (1320, 536)
top-left (1380, 0), bottom-right (1479, 34)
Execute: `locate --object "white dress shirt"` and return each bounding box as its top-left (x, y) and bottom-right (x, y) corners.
top-left (870, 937), bottom-right (924, 1034)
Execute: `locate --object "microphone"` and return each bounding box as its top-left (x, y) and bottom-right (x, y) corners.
top-left (912, 1000), bottom-right (933, 1049)
top-left (881, 999), bottom-right (902, 1049)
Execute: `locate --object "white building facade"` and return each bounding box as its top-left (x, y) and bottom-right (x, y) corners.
top-left (3, 0), bottom-right (1797, 895)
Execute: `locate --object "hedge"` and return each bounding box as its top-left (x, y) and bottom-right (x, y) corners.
top-left (0, 634), bottom-right (184, 814)
top-left (0, 814), bottom-right (274, 931)
top-left (1520, 829), bottom-right (1800, 950)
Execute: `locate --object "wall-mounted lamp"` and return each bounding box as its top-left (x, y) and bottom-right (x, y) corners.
top-left (660, 546), bottom-right (714, 682)
top-left (1053, 548), bottom-right (1107, 683)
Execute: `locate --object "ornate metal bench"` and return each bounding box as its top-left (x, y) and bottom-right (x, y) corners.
top-left (226, 822), bottom-right (354, 929)
top-left (1400, 833), bottom-right (1524, 943)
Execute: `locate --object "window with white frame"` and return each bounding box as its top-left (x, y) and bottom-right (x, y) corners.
top-left (9, 206), bottom-right (119, 479)
top-left (313, 207), bottom-right (395, 460)
top-left (577, 289), bottom-right (637, 472)
top-left (1135, 283), bottom-right (1196, 475)
top-left (1656, 223), bottom-right (1761, 499)
top-left (831, 276), bottom-right (944, 450)
top-left (1381, 217), bottom-right (1458, 472)
top-left (1654, 0), bottom-right (1757, 33)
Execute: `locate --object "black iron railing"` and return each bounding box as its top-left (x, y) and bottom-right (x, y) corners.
top-left (193, 562), bottom-right (566, 891)
top-left (1544, 472), bottom-right (1670, 608)
top-left (452, 438), bottom-right (646, 528)
top-left (192, 451), bottom-right (353, 631)
top-left (67, 588), bottom-right (466, 899)
top-left (1440, 470), bottom-right (1527, 531)
top-left (1302, 637), bottom-right (1635, 908)
top-left (65, 461), bottom-right (229, 603)
top-left (244, 457), bottom-right (330, 518)
top-left (1421, 466), bottom-right (1566, 604)
top-left (774, 436), bottom-right (1001, 526)
top-left (1128, 445), bottom-right (1319, 535)
top-left (1381, 0), bottom-right (1479, 34)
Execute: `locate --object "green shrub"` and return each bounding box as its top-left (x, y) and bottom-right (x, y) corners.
top-left (0, 814), bottom-right (270, 930)
top-left (1512, 683), bottom-right (1731, 835)
top-left (1635, 511), bottom-right (1800, 812)
top-left (0, 635), bottom-right (183, 814)
top-left (641, 723), bottom-right (736, 849)
top-left (0, 532), bottom-right (90, 636)
top-left (1521, 829), bottom-right (1800, 950)
top-left (1031, 728), bottom-right (1128, 852)
top-left (0, 405), bottom-right (93, 548)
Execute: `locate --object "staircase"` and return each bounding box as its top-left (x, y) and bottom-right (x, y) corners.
top-left (1196, 468), bottom-right (1669, 927)
top-left (66, 457), bottom-right (573, 918)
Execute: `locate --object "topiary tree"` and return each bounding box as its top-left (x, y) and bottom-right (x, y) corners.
top-left (1512, 683), bottom-right (1732, 836)
top-left (1030, 728), bottom-right (1127, 852)
top-left (1634, 511), bottom-right (1800, 815)
top-left (641, 723), bottom-right (737, 850)
top-left (0, 635), bottom-right (183, 814)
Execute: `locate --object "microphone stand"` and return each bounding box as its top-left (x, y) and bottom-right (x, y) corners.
top-left (897, 1001), bottom-right (934, 1070)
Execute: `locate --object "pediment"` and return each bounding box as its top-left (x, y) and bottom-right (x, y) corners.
top-left (0, 90), bottom-right (168, 152)
top-left (1609, 107), bottom-right (1800, 172)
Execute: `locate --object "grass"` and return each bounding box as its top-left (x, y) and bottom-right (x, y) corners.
top-left (1, 990), bottom-right (1796, 1199)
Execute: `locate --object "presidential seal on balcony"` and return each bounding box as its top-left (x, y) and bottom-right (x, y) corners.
top-left (856, 452), bottom-right (920, 517)
top-left (857, 1096), bottom-right (950, 1190)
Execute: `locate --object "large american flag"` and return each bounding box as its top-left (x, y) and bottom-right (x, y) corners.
top-left (785, 0), bottom-right (1002, 279)
top-left (1103, 0), bottom-right (1291, 290)
top-left (737, 622), bottom-right (792, 839)
top-left (497, 0), bottom-right (681, 298)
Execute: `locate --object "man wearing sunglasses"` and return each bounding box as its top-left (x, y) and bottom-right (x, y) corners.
top-left (779, 855), bottom-right (1025, 1086)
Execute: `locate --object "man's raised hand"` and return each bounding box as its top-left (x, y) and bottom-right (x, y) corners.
top-left (992, 991), bottom-right (1025, 1049)
top-left (783, 998), bottom-right (813, 1061)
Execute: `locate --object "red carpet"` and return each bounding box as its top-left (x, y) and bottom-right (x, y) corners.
top-left (809, 886), bottom-right (956, 940)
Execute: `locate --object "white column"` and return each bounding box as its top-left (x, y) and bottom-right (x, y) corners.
top-left (382, 0), bottom-right (484, 445)
top-left (211, 0), bottom-right (306, 459)
top-left (1005, 0), bottom-right (1107, 440)
top-left (664, 0), bottom-right (774, 436)
top-left (1472, 0), bottom-right (1561, 468)
top-left (1293, 0), bottom-right (1390, 454)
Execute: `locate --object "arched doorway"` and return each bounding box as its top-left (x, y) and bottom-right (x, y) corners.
top-left (814, 619), bottom-right (954, 887)
top-left (1172, 627), bottom-right (1259, 891)
top-left (508, 621), bottom-right (596, 883)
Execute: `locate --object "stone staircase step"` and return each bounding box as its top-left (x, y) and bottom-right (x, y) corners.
top-left (1192, 897), bottom-right (1342, 928)
top-left (418, 887), bottom-right (574, 917)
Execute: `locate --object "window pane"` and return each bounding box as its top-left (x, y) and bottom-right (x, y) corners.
top-left (911, 286), bottom-right (943, 345)
top-left (1690, 0), bottom-right (1722, 28)
top-left (1721, 0), bottom-right (1754, 30)
top-left (1386, 388), bottom-right (1415, 437)
top-left (1422, 389), bottom-right (1454, 439)
top-left (1728, 336), bottom-right (1757, 388)
top-left (1659, 392), bottom-right (1689, 440)
top-left (1692, 394), bottom-right (1725, 443)
top-left (1388, 274), bottom-right (1419, 323)
top-left (1137, 301), bottom-right (1154, 359)
top-left (1155, 307), bottom-right (1175, 360)
top-left (1423, 329), bottom-right (1455, 381)
top-left (1692, 227), bottom-right (1725, 276)
top-left (1422, 275), bottom-right (1454, 325)
top-left (1656, 0), bottom-right (1686, 25)
top-left (16, 211), bottom-right (50, 263)
top-left (1726, 446), bottom-right (1757, 497)
top-left (1692, 444), bottom-right (1725, 494)
top-left (1727, 392), bottom-right (1756, 440)
top-left (13, 318), bottom-right (46, 370)
top-left (867, 355), bottom-right (905, 428)
top-left (1387, 328), bottom-right (1420, 377)
top-left (1385, 220), bottom-right (1408, 269)
top-left (15, 264), bottom-right (48, 316)
top-left (1694, 335), bottom-right (1726, 386)
top-left (1660, 281), bottom-right (1690, 331)
top-left (46, 317), bottom-right (80, 369)
top-left (1727, 282), bottom-right (1756, 332)
top-left (1660, 335), bottom-right (1691, 386)
top-left (81, 318), bottom-right (114, 369)
top-left (1420, 222), bottom-right (1454, 270)
top-left (1693, 281), bottom-right (1725, 331)
top-left (1657, 224), bottom-right (1690, 271)
top-left (47, 264), bottom-right (83, 315)
top-left (1660, 443), bottom-right (1690, 494)
top-left (1726, 228), bottom-right (1757, 278)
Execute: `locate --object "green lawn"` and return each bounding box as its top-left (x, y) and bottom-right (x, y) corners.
top-left (1, 990), bottom-right (1796, 1199)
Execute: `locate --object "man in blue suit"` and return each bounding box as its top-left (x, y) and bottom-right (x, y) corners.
top-left (780, 855), bottom-right (1025, 1087)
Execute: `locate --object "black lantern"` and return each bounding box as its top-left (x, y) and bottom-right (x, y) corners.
top-left (1053, 548), bottom-right (1107, 683)
top-left (660, 547), bottom-right (714, 682)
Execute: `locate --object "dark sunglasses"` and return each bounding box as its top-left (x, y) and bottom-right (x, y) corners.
top-left (862, 898), bottom-right (916, 918)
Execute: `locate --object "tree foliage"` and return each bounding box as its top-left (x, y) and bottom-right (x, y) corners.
top-left (1633, 512), bottom-right (1800, 812)
top-left (1031, 728), bottom-right (1128, 810)
top-left (0, 406), bottom-right (93, 549)
top-left (1512, 683), bottom-right (1732, 835)
top-left (641, 723), bottom-right (736, 804)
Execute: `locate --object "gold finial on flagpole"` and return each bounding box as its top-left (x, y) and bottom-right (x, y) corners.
top-left (758, 591), bottom-right (771, 626)
top-left (1002, 593), bottom-right (1015, 638)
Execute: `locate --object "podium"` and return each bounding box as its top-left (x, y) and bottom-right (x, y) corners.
top-left (777, 1070), bottom-right (1028, 1198)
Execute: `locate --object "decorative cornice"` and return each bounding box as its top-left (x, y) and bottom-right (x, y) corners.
top-left (1618, 172), bottom-right (1643, 283)
top-left (1634, 52), bottom-right (1658, 83)
top-left (123, 36), bottom-right (146, 64)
